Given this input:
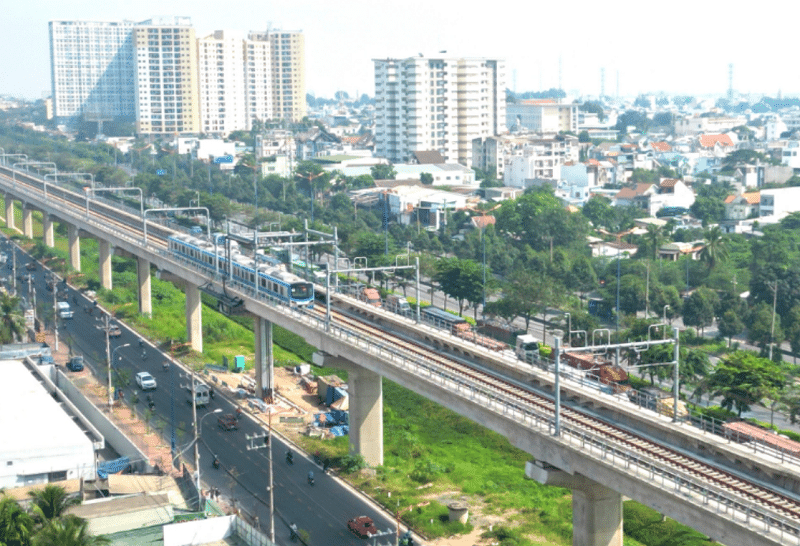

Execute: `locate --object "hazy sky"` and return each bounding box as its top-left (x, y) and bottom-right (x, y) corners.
top-left (2, 0), bottom-right (798, 101)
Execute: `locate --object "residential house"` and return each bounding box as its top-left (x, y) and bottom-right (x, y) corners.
top-left (696, 134), bottom-right (735, 156)
top-left (724, 192), bottom-right (760, 221)
top-left (675, 115), bottom-right (746, 136)
top-left (295, 127), bottom-right (341, 160)
top-left (472, 133), bottom-right (578, 183)
top-left (612, 179), bottom-right (694, 215)
top-left (483, 186), bottom-right (523, 201)
top-left (760, 187), bottom-right (800, 217)
top-left (658, 241), bottom-right (703, 261)
top-left (384, 185), bottom-right (469, 230)
top-left (589, 240), bottom-right (638, 259)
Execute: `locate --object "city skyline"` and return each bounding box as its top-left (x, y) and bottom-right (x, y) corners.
top-left (2, 0), bottom-right (799, 103)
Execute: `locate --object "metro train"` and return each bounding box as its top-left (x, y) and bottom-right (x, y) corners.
top-left (168, 234), bottom-right (314, 307)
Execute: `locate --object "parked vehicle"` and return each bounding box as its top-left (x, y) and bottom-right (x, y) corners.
top-left (627, 386), bottom-right (688, 418)
top-left (135, 371), bottom-right (157, 391)
top-left (358, 287), bottom-right (382, 308)
top-left (385, 294), bottom-right (411, 316)
top-left (563, 352), bottom-right (630, 394)
top-left (421, 306), bottom-right (505, 351)
top-left (66, 355), bottom-right (84, 372)
top-left (515, 334), bottom-right (540, 364)
top-left (56, 301), bottom-right (73, 319)
top-left (347, 516), bottom-right (379, 539)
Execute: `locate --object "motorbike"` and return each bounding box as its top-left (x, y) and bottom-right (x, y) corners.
top-left (213, 456), bottom-right (220, 470)
top-left (147, 394), bottom-right (155, 410)
top-left (162, 362), bottom-right (169, 372)
top-left (286, 452), bottom-right (293, 465)
top-left (307, 471), bottom-right (314, 486)
top-left (289, 523), bottom-right (298, 542)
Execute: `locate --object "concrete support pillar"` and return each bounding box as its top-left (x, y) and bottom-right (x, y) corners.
top-left (137, 257), bottom-right (152, 317)
top-left (22, 204), bottom-right (33, 238)
top-left (99, 240), bottom-right (112, 290)
top-left (43, 214), bottom-right (54, 248)
top-left (254, 317), bottom-right (274, 402)
top-left (4, 193), bottom-right (15, 231)
top-left (67, 224), bottom-right (81, 272)
top-left (185, 283), bottom-right (203, 353)
top-left (348, 365), bottom-right (383, 466)
top-left (526, 463), bottom-right (623, 546)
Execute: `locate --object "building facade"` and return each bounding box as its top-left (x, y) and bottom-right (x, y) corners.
top-left (507, 100), bottom-right (578, 133)
top-left (132, 17), bottom-right (200, 134)
top-left (49, 20), bottom-right (137, 125)
top-left (270, 31), bottom-right (306, 122)
top-left (197, 31), bottom-right (247, 135)
top-left (374, 56), bottom-right (506, 165)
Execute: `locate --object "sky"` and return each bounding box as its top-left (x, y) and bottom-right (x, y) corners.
top-left (2, 0), bottom-right (799, 102)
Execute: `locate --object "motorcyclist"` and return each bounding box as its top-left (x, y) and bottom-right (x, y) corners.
top-left (286, 451), bottom-right (293, 464)
top-left (289, 523), bottom-right (298, 541)
top-left (213, 455), bottom-right (220, 469)
top-left (307, 471), bottom-right (314, 485)
top-left (147, 394), bottom-right (154, 410)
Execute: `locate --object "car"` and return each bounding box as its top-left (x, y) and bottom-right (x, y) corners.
top-left (66, 356), bottom-right (84, 372)
top-left (347, 516), bottom-right (378, 539)
top-left (109, 326), bottom-right (122, 338)
top-left (135, 371), bottom-right (157, 390)
top-left (218, 414), bottom-right (239, 431)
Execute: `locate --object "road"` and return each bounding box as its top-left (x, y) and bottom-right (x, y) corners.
top-left (5, 239), bottom-right (400, 546)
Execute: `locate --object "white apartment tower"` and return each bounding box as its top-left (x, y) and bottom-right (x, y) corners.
top-left (269, 31), bottom-right (306, 122)
top-left (49, 20), bottom-right (137, 124)
top-left (133, 17), bottom-right (200, 135)
top-left (198, 31), bottom-right (248, 135)
top-left (374, 56), bottom-right (506, 165)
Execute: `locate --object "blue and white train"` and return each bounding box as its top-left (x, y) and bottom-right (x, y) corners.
top-left (168, 234), bottom-right (314, 307)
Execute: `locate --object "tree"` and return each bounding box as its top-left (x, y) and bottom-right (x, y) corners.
top-left (682, 287), bottom-right (718, 336)
top-left (747, 301), bottom-right (784, 354)
top-left (578, 131), bottom-right (590, 143)
top-left (698, 226), bottom-right (729, 270)
top-left (29, 485), bottom-right (81, 526)
top-left (433, 257), bottom-right (485, 317)
top-left (643, 224), bottom-right (663, 260)
top-left (33, 515), bottom-right (110, 546)
top-left (702, 351), bottom-right (785, 417)
top-left (0, 292), bottom-right (25, 344)
top-left (419, 172), bottom-right (433, 185)
top-left (0, 495), bottom-right (34, 546)
top-left (370, 164), bottom-right (396, 180)
top-left (504, 268), bottom-right (564, 338)
top-left (579, 101), bottom-right (605, 122)
top-left (718, 309), bottom-right (744, 347)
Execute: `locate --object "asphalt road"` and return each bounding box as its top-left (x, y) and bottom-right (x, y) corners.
top-left (6, 240), bottom-right (399, 546)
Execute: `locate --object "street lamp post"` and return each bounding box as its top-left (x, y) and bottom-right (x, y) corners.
top-left (663, 305), bottom-right (670, 338)
top-left (109, 343), bottom-right (131, 403)
top-left (172, 409), bottom-right (222, 510)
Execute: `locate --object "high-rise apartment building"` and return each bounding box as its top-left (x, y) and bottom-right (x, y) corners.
top-left (49, 20), bottom-right (136, 124)
top-left (49, 19), bottom-right (305, 135)
top-left (269, 31), bottom-right (306, 122)
top-left (374, 56), bottom-right (506, 165)
top-left (198, 30), bottom-right (248, 135)
top-left (133, 17), bottom-right (199, 135)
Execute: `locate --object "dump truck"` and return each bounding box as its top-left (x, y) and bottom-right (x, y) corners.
top-left (385, 294), bottom-right (411, 316)
top-left (515, 334), bottom-right (540, 364)
top-left (358, 287), bottom-right (382, 308)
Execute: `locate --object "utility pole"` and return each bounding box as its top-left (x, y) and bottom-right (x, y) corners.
top-left (52, 276), bottom-right (59, 352)
top-left (191, 367), bottom-right (200, 509)
top-left (97, 312), bottom-right (113, 411)
top-left (769, 281), bottom-right (778, 361)
top-left (246, 419), bottom-right (275, 542)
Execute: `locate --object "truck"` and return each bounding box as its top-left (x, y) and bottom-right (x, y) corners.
top-left (562, 352), bottom-right (630, 394)
top-left (358, 287), bottom-right (382, 308)
top-left (385, 294), bottom-right (411, 316)
top-left (628, 386), bottom-right (688, 418)
top-left (515, 334), bottom-right (540, 364)
top-left (187, 381), bottom-right (211, 407)
top-left (56, 301), bottom-right (73, 319)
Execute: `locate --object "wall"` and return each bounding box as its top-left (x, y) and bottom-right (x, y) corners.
top-left (54, 369), bottom-right (153, 473)
top-left (163, 515), bottom-right (234, 546)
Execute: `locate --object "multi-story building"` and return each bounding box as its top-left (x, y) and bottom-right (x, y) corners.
top-left (472, 134), bottom-right (578, 184)
top-left (50, 19), bottom-right (304, 135)
top-left (49, 20), bottom-right (137, 125)
top-left (197, 31), bottom-right (247, 135)
top-left (374, 56), bottom-right (506, 165)
top-left (270, 31), bottom-right (306, 122)
top-left (133, 17), bottom-right (199, 135)
top-left (507, 100), bottom-right (578, 134)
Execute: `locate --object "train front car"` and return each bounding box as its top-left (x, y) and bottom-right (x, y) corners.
top-left (289, 281), bottom-right (314, 307)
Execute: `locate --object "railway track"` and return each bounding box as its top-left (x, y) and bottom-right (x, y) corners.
top-left (309, 304), bottom-right (800, 526)
top-left (3, 164), bottom-right (800, 541)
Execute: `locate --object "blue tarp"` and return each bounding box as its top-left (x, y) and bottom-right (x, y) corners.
top-left (329, 425), bottom-right (349, 437)
top-left (97, 456), bottom-right (130, 479)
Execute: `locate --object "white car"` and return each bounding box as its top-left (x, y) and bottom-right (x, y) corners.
top-left (135, 371), bottom-right (157, 391)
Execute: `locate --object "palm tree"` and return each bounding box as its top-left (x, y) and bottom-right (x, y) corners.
top-left (698, 226), bottom-right (729, 270)
top-left (0, 495), bottom-right (34, 546)
top-left (33, 515), bottom-right (109, 546)
top-left (644, 224), bottom-right (663, 260)
top-left (0, 292), bottom-right (24, 344)
top-left (28, 485), bottom-right (81, 525)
